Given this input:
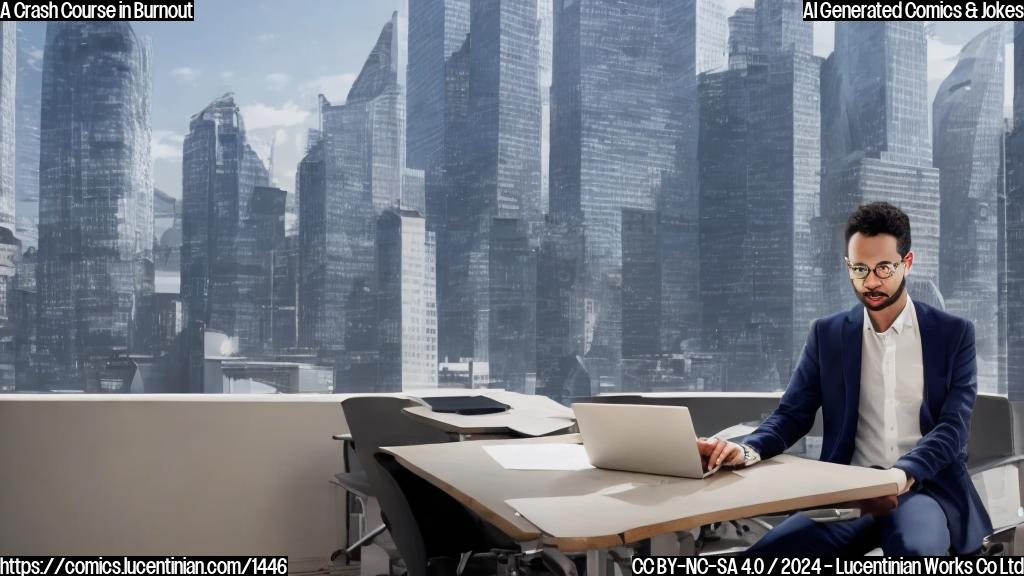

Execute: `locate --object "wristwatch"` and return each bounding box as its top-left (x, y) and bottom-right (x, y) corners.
top-left (738, 443), bottom-right (761, 467)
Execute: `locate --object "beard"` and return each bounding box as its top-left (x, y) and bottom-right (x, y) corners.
top-left (851, 276), bottom-right (907, 312)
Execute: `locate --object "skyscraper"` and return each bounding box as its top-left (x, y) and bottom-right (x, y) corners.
top-left (14, 29), bottom-right (36, 250)
top-left (549, 0), bottom-right (726, 390)
top-left (0, 22), bottom-right (14, 391)
top-left (406, 0), bottom-right (470, 301)
top-left (377, 208), bottom-right (438, 392)
top-left (36, 23), bottom-right (153, 391)
top-left (821, 23), bottom-right (940, 314)
top-left (250, 186), bottom-right (288, 354)
top-left (538, 0), bottom-right (553, 215)
top-left (1006, 21), bottom-right (1024, 400)
top-left (299, 14), bottom-right (405, 372)
top-left (440, 0), bottom-right (543, 390)
top-left (407, 0), bottom-right (470, 174)
top-left (181, 93), bottom-right (270, 382)
top-left (697, 0), bottom-right (819, 391)
top-left (933, 25), bottom-right (1005, 394)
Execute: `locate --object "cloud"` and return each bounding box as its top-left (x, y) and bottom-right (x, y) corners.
top-left (266, 73), bottom-right (290, 91)
top-left (300, 73), bottom-right (358, 104)
top-left (238, 100), bottom-right (311, 130)
top-left (172, 67), bottom-right (200, 84)
top-left (258, 33), bottom-right (277, 44)
top-left (220, 71), bottom-right (234, 81)
top-left (25, 45), bottom-right (43, 65)
top-left (152, 130), bottom-right (185, 161)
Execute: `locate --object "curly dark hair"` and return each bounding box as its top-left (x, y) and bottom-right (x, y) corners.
top-left (845, 202), bottom-right (911, 256)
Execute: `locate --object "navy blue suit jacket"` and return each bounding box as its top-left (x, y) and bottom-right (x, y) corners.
top-left (743, 301), bottom-right (993, 554)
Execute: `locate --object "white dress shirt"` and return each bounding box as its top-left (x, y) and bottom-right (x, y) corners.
top-left (850, 296), bottom-right (924, 471)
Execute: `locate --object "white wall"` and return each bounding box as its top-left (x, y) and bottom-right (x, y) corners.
top-left (0, 396), bottom-right (350, 574)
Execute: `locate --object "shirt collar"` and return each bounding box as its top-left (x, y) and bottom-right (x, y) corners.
top-left (863, 295), bottom-right (915, 335)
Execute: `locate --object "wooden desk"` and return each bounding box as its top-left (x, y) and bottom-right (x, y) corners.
top-left (382, 434), bottom-right (903, 553)
top-left (403, 391), bottom-right (576, 437)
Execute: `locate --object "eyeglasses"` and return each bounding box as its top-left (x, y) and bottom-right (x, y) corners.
top-left (845, 258), bottom-right (904, 280)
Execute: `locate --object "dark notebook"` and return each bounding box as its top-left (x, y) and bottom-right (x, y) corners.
top-left (421, 396), bottom-right (511, 415)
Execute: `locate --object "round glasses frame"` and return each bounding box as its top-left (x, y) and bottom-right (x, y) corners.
top-left (845, 257), bottom-right (904, 280)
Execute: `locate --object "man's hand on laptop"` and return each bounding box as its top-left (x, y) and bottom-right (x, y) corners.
top-left (697, 437), bottom-right (745, 470)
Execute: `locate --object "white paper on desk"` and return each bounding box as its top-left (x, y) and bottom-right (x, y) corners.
top-left (483, 443), bottom-right (595, 471)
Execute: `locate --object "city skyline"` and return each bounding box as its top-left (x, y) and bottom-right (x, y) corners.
top-left (2, 8), bottom-right (1022, 398)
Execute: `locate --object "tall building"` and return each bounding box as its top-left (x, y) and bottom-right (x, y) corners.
top-left (697, 0), bottom-right (819, 391)
top-left (15, 32), bottom-right (37, 250)
top-left (538, 0), bottom-right (553, 215)
top-left (181, 93), bottom-right (270, 381)
top-left (933, 26), bottom-right (1005, 394)
top-left (1007, 21), bottom-right (1024, 400)
top-left (377, 209), bottom-right (438, 392)
top-left (536, 219), bottom-right (585, 401)
top-left (821, 23), bottom-right (940, 315)
top-left (407, 0), bottom-right (470, 173)
top-left (36, 23), bottom-right (152, 391)
top-left (250, 186), bottom-right (287, 354)
top-left (440, 0), bottom-right (543, 390)
top-left (0, 22), bottom-right (15, 390)
top-left (407, 0), bottom-right (470, 240)
top-left (549, 0), bottom-right (726, 391)
top-left (299, 14), bottom-right (405, 363)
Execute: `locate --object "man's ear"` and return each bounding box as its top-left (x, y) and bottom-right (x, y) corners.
top-left (903, 251), bottom-right (914, 274)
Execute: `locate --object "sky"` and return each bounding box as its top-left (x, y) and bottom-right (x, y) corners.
top-left (14, 2), bottom-right (1017, 200)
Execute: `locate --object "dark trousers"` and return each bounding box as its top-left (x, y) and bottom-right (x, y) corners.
top-left (745, 492), bottom-right (951, 556)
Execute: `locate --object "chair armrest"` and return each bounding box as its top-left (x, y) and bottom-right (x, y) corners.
top-left (968, 455), bottom-right (1024, 477)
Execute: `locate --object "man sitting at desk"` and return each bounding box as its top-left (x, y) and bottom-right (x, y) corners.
top-left (698, 202), bottom-right (992, 556)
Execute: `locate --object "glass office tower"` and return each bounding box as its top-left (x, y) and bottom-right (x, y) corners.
top-left (36, 23), bottom-right (153, 391)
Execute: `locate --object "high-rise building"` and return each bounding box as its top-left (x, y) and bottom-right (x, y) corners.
top-left (298, 14), bottom-right (405, 362)
top-left (538, 0), bottom-right (553, 215)
top-left (0, 22), bottom-right (15, 391)
top-left (250, 186), bottom-right (287, 354)
top-left (407, 0), bottom-right (470, 241)
top-left (440, 0), bottom-right (543, 390)
top-left (697, 0), bottom-right (819, 391)
top-left (728, 8), bottom-right (757, 70)
top-left (821, 23), bottom-right (940, 315)
top-left (407, 0), bottom-right (470, 173)
top-left (1007, 21), bottom-right (1024, 400)
top-left (377, 208), bottom-right (438, 392)
top-left (36, 23), bottom-right (152, 391)
top-left (622, 209), bottom-right (660, 359)
top-left (549, 0), bottom-right (726, 390)
top-left (14, 30), bottom-right (37, 250)
top-left (536, 219), bottom-right (585, 401)
top-left (933, 26), bottom-right (1005, 394)
top-left (181, 93), bottom-right (270, 380)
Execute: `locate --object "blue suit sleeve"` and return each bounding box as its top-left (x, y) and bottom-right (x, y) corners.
top-left (894, 320), bottom-right (977, 484)
top-left (744, 320), bottom-right (823, 460)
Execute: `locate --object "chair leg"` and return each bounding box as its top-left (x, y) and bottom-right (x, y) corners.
top-left (331, 523), bottom-right (388, 563)
top-left (348, 523), bottom-right (388, 554)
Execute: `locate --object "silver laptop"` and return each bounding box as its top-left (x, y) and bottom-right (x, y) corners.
top-left (572, 403), bottom-right (721, 478)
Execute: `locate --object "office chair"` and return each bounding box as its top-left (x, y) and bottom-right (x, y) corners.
top-left (965, 394), bottom-right (1024, 556)
top-left (342, 396), bottom-right (577, 576)
top-left (329, 433), bottom-right (388, 564)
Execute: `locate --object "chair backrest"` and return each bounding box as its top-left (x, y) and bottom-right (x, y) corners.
top-left (968, 394), bottom-right (1015, 466)
top-left (341, 396), bottom-right (453, 576)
